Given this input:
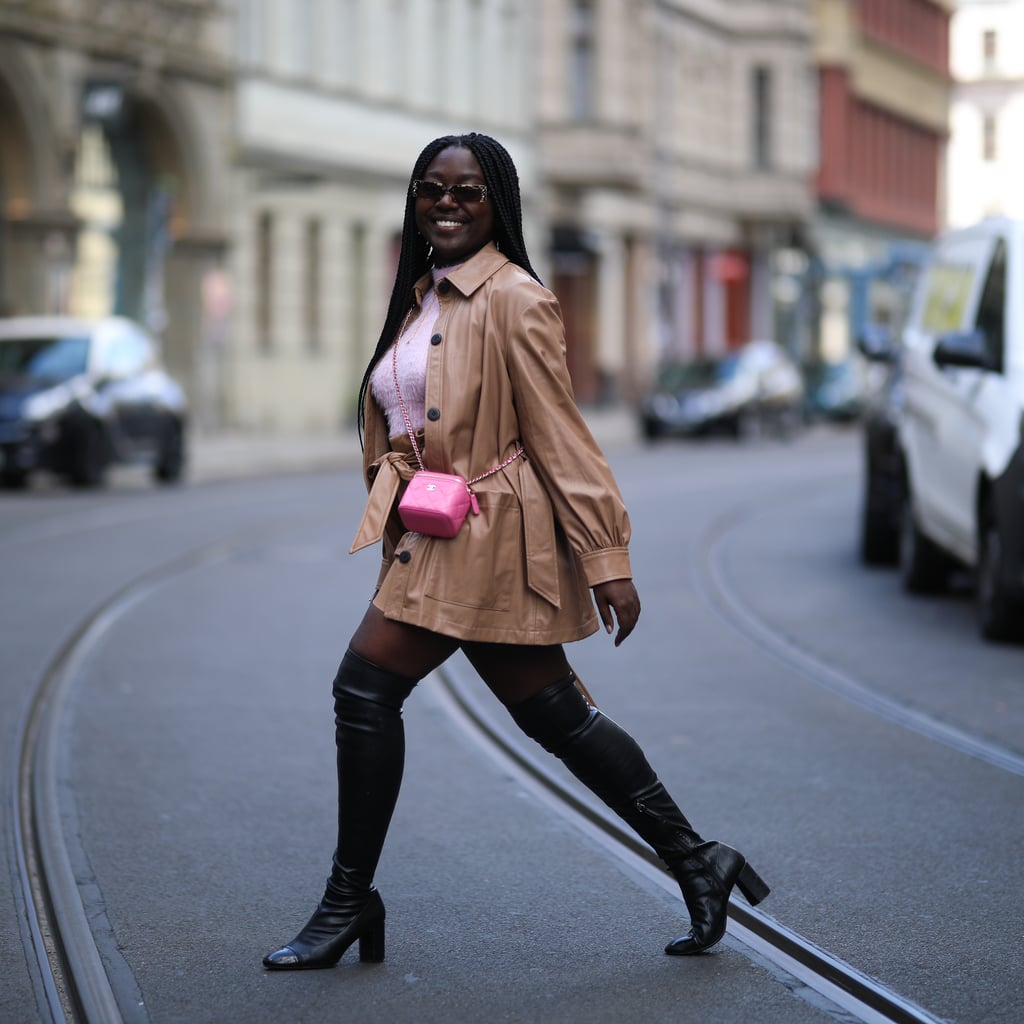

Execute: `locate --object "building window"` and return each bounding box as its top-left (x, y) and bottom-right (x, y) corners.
top-left (349, 221), bottom-right (367, 407)
top-left (305, 219), bottom-right (321, 354)
top-left (339, 0), bottom-right (359, 87)
top-left (982, 29), bottom-right (997, 72)
top-left (257, 212), bottom-right (273, 354)
top-left (569, 0), bottom-right (596, 120)
top-left (752, 66), bottom-right (773, 170)
top-left (387, 0), bottom-right (408, 97)
top-left (291, 0), bottom-right (316, 77)
top-left (500, 4), bottom-right (522, 120)
top-left (983, 114), bottom-right (997, 162)
top-left (239, 0), bottom-right (266, 65)
top-left (467, 0), bottom-right (482, 116)
top-left (433, 0), bottom-right (451, 104)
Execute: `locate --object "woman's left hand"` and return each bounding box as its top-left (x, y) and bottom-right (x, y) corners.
top-left (592, 579), bottom-right (641, 647)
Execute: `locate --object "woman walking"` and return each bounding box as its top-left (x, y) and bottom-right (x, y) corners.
top-left (263, 132), bottom-right (768, 971)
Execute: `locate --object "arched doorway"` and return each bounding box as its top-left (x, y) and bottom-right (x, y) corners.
top-left (68, 82), bottom-right (213, 408)
top-left (71, 85), bottom-right (190, 333)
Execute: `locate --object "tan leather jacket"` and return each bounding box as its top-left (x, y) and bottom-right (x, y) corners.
top-left (351, 243), bottom-right (632, 645)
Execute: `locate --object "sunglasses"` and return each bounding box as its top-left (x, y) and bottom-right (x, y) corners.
top-left (412, 180), bottom-right (489, 204)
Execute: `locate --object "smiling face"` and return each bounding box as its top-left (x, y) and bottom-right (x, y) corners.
top-left (414, 146), bottom-right (495, 268)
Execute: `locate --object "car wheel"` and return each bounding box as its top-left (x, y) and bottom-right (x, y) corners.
top-left (777, 405), bottom-right (802, 441)
top-left (899, 490), bottom-right (950, 593)
top-left (860, 472), bottom-right (899, 565)
top-left (734, 408), bottom-right (759, 441)
top-left (155, 420), bottom-right (185, 483)
top-left (977, 503), bottom-right (1022, 642)
top-left (641, 418), bottom-right (662, 442)
top-left (69, 422), bottom-right (107, 488)
top-left (1, 465), bottom-right (29, 489)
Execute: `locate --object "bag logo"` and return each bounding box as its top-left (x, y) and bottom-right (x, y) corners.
top-left (426, 484), bottom-right (437, 491)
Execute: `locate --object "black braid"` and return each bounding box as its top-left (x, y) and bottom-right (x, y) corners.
top-left (356, 132), bottom-right (542, 443)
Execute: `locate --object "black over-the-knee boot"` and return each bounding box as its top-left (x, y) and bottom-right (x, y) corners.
top-left (508, 674), bottom-right (769, 955)
top-left (263, 650), bottom-right (418, 970)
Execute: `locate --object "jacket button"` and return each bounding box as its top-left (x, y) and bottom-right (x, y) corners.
top-left (427, 407), bottom-right (440, 421)
top-left (398, 550), bottom-right (411, 564)
top-left (437, 280), bottom-right (451, 295)
top-left (430, 333), bottom-right (442, 346)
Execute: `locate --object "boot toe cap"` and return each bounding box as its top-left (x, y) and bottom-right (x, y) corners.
top-left (262, 946), bottom-right (301, 969)
top-left (664, 932), bottom-right (720, 956)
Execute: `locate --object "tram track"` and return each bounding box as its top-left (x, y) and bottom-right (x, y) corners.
top-left (695, 504), bottom-right (1024, 778)
top-left (3, 477), bottom-right (358, 1022)
top-left (428, 483), bottom-right (1018, 1024)
top-left (434, 663), bottom-right (949, 1024)
top-left (10, 533), bottom-right (265, 1024)
top-left (10, 481), bottom-right (1010, 1024)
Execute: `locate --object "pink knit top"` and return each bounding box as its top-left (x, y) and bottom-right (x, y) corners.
top-left (371, 265), bottom-right (459, 436)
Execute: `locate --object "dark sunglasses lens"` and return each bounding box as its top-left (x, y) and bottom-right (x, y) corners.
top-left (450, 185), bottom-right (486, 202)
top-left (414, 181), bottom-right (486, 203)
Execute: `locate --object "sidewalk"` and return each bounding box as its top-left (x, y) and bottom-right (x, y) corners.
top-left (186, 404), bottom-right (640, 484)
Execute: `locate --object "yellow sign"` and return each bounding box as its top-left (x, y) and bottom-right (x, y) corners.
top-left (921, 263), bottom-right (975, 334)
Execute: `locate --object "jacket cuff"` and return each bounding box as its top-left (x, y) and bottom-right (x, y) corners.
top-left (579, 548), bottom-right (632, 587)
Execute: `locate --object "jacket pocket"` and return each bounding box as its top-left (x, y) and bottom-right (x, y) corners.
top-left (423, 492), bottom-right (520, 611)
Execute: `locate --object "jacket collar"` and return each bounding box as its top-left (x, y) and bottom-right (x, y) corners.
top-left (413, 243), bottom-right (510, 304)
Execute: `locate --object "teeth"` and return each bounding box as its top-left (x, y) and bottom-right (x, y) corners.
top-left (436, 220), bottom-right (462, 228)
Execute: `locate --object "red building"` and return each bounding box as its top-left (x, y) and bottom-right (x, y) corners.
top-left (812, 0), bottom-right (952, 354)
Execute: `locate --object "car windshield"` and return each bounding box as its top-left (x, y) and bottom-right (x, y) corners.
top-left (0, 335), bottom-right (90, 382)
top-left (659, 358), bottom-right (740, 390)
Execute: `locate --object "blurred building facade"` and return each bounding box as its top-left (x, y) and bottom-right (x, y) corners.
top-left (0, 2), bottom-right (957, 433)
top-left (230, 0), bottom-right (818, 427)
top-left (228, 0), bottom-right (539, 431)
top-left (946, 0), bottom-right (1024, 227)
top-left (810, 0), bottom-right (952, 361)
top-left (540, 0), bottom-right (817, 402)
top-left (0, 0), bottom-right (233, 414)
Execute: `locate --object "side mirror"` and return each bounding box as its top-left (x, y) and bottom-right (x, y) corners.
top-left (933, 329), bottom-right (991, 371)
top-left (857, 324), bottom-right (896, 363)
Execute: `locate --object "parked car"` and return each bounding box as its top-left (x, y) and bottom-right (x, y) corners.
top-left (639, 340), bottom-right (804, 441)
top-left (803, 357), bottom-right (870, 422)
top-left (858, 216), bottom-right (1024, 641)
top-left (0, 315), bottom-right (187, 488)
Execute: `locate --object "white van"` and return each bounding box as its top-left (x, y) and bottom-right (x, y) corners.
top-left (886, 216), bottom-right (1024, 641)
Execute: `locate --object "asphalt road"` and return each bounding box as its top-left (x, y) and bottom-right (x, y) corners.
top-left (2, 427), bottom-right (1022, 1023)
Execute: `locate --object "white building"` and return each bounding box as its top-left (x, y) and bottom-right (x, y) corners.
top-left (228, 0), bottom-right (540, 432)
top-left (228, 0), bottom-right (818, 428)
top-left (0, 2), bottom-right (819, 433)
top-left (947, 0), bottom-right (1024, 227)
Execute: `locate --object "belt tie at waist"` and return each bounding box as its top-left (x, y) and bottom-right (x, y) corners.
top-left (350, 450), bottom-right (419, 553)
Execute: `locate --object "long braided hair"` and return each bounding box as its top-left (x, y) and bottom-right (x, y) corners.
top-left (356, 132), bottom-right (541, 443)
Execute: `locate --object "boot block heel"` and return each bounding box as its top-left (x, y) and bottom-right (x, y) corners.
top-left (736, 862), bottom-right (770, 906)
top-left (358, 920), bottom-right (385, 963)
